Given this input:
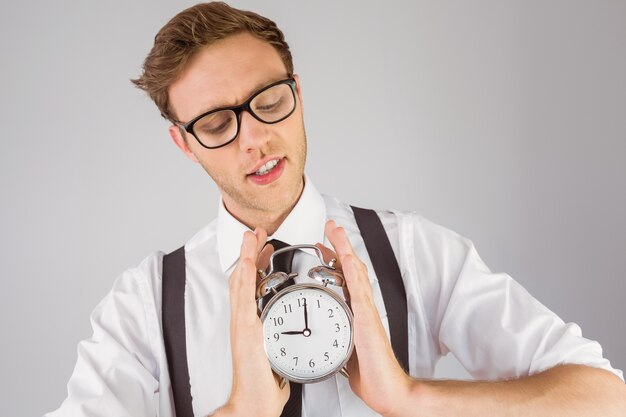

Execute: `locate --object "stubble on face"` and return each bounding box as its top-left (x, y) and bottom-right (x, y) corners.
top-left (168, 33), bottom-right (308, 230)
top-left (201, 125), bottom-right (307, 216)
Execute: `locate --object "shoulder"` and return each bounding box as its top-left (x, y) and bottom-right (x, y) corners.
top-left (107, 251), bottom-right (164, 295)
top-left (107, 218), bottom-right (218, 310)
top-left (103, 251), bottom-right (165, 325)
top-left (322, 194), bottom-right (473, 258)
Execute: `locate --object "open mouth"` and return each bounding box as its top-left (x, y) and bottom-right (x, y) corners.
top-left (253, 158), bottom-right (279, 176)
top-left (247, 158), bottom-right (285, 185)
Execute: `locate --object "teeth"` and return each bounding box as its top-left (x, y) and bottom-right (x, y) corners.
top-left (255, 159), bottom-right (279, 175)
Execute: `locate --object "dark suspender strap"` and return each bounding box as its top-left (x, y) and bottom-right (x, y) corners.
top-left (351, 206), bottom-right (410, 373)
top-left (162, 246), bottom-right (194, 417)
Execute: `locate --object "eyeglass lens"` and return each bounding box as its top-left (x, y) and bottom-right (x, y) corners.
top-left (192, 81), bottom-right (295, 148)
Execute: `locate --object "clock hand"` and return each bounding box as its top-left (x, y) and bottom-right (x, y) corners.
top-left (302, 299), bottom-right (312, 337)
top-left (281, 330), bottom-right (305, 335)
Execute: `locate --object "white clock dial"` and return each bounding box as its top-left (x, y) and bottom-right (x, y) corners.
top-left (262, 283), bottom-right (354, 383)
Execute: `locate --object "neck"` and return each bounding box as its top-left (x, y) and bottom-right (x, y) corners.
top-left (222, 178), bottom-right (305, 236)
top-left (245, 206), bottom-right (293, 236)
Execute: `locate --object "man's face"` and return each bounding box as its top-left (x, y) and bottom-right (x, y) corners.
top-left (168, 32), bottom-right (306, 220)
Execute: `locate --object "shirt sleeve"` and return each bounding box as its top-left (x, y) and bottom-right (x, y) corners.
top-left (44, 254), bottom-right (165, 417)
top-left (410, 214), bottom-right (624, 382)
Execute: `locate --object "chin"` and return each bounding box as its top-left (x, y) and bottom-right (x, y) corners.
top-left (216, 162), bottom-right (304, 214)
top-left (256, 176), bottom-right (302, 211)
top-left (258, 185), bottom-right (298, 211)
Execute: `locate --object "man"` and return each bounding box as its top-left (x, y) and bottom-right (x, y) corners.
top-left (46, 2), bottom-right (625, 417)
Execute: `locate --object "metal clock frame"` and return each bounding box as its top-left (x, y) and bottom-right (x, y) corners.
top-left (260, 282), bottom-right (355, 384)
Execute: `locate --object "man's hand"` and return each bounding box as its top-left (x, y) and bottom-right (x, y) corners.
top-left (220, 228), bottom-right (290, 417)
top-left (319, 220), bottom-right (415, 417)
top-left (320, 221), bottom-right (626, 417)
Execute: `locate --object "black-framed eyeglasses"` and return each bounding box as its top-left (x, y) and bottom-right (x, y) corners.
top-left (176, 77), bottom-right (297, 149)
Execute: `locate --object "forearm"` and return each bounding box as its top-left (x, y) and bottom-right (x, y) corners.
top-left (392, 365), bottom-right (626, 417)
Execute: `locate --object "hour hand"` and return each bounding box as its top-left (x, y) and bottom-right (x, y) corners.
top-left (281, 330), bottom-right (305, 335)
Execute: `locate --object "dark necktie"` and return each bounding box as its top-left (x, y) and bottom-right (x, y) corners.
top-left (266, 239), bottom-right (302, 417)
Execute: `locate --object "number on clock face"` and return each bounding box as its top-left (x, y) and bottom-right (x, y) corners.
top-left (262, 284), bottom-right (353, 383)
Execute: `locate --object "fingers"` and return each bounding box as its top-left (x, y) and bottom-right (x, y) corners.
top-left (231, 228), bottom-right (268, 306)
top-left (254, 228), bottom-right (268, 254)
top-left (228, 229), bottom-right (292, 413)
top-left (240, 227), bottom-right (267, 262)
top-left (256, 244), bottom-right (274, 284)
top-left (324, 220), bottom-right (404, 407)
top-left (324, 220), bottom-right (356, 260)
top-left (324, 220), bottom-right (368, 287)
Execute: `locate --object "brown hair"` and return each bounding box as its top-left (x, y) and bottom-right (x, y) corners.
top-left (131, 2), bottom-right (294, 122)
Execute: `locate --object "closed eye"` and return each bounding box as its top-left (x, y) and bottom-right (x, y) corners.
top-left (255, 96), bottom-right (284, 113)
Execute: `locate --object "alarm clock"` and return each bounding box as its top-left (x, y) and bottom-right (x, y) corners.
top-left (255, 244), bottom-right (354, 384)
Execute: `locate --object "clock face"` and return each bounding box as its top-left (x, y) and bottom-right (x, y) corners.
top-left (261, 283), bottom-right (354, 383)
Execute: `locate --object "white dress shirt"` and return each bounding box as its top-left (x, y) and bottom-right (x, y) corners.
top-left (46, 175), bottom-right (624, 417)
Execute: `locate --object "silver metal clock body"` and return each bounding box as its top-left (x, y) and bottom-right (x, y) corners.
top-left (260, 283), bottom-right (354, 384)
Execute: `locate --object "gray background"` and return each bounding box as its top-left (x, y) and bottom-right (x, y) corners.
top-left (1, 1), bottom-right (624, 416)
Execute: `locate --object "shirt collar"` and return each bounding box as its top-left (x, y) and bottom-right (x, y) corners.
top-left (217, 174), bottom-right (326, 272)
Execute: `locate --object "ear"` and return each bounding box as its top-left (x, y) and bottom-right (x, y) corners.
top-left (293, 73), bottom-right (304, 110)
top-left (168, 124), bottom-right (200, 163)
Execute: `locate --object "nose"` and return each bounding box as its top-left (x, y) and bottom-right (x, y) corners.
top-left (237, 110), bottom-right (270, 152)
